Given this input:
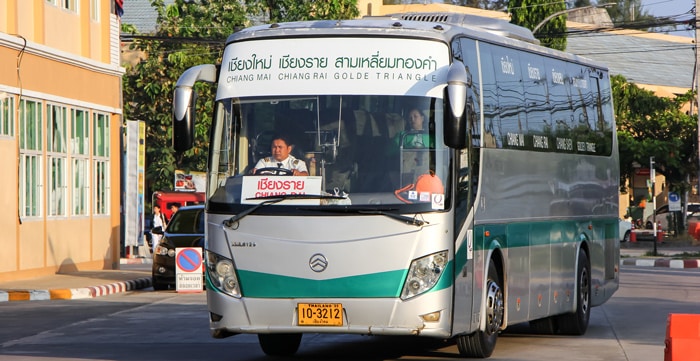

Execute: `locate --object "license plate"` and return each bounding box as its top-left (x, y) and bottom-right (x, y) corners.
top-left (297, 303), bottom-right (343, 326)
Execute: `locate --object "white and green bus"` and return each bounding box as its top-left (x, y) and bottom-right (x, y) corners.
top-left (172, 12), bottom-right (619, 358)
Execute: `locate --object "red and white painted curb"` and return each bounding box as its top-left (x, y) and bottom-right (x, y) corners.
top-left (621, 258), bottom-right (700, 269)
top-left (0, 277), bottom-right (152, 302)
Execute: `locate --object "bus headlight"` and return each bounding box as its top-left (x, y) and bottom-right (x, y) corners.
top-left (401, 250), bottom-right (448, 300)
top-left (206, 251), bottom-right (241, 298)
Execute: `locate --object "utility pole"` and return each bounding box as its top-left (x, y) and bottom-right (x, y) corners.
top-left (651, 157), bottom-right (657, 256)
top-left (696, 0), bottom-right (700, 211)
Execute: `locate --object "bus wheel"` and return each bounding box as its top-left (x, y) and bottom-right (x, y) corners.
top-left (258, 333), bottom-right (302, 356)
top-left (456, 261), bottom-right (504, 358)
top-left (556, 249), bottom-right (590, 335)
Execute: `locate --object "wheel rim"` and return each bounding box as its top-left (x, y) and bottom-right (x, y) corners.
top-left (579, 266), bottom-right (590, 315)
top-left (484, 279), bottom-right (504, 335)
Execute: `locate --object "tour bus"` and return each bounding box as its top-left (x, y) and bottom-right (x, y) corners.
top-left (171, 12), bottom-right (619, 358)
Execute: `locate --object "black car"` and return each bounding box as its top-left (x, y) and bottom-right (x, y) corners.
top-left (151, 205), bottom-right (205, 290)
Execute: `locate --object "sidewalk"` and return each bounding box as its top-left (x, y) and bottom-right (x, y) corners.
top-left (1, 239), bottom-right (699, 303)
top-left (620, 237), bottom-right (700, 268)
top-left (0, 258), bottom-right (152, 302)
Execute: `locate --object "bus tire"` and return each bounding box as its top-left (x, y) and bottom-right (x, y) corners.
top-left (456, 261), bottom-right (504, 358)
top-left (258, 333), bottom-right (302, 356)
top-left (556, 248), bottom-right (590, 335)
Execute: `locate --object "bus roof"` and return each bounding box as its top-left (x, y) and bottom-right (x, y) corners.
top-left (225, 12), bottom-right (606, 70)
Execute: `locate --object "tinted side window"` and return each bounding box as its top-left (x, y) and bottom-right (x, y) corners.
top-left (520, 52), bottom-right (551, 151)
top-left (479, 43), bottom-right (501, 148)
top-left (547, 57), bottom-right (574, 152)
top-left (458, 37), bottom-right (481, 148)
top-left (491, 46), bottom-right (525, 149)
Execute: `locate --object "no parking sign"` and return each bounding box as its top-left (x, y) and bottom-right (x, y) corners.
top-left (175, 247), bottom-right (203, 293)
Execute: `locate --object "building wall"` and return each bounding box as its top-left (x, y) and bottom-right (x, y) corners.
top-left (357, 0), bottom-right (509, 19)
top-left (0, 0), bottom-right (123, 282)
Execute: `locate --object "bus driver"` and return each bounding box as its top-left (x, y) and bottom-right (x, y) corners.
top-left (253, 135), bottom-right (309, 176)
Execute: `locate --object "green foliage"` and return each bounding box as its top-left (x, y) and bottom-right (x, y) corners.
top-left (244, 0), bottom-right (359, 23)
top-left (508, 0), bottom-right (566, 50)
top-left (122, 0), bottom-right (247, 196)
top-left (600, 0), bottom-right (654, 28)
top-left (612, 75), bottom-right (697, 195)
top-left (123, 0), bottom-right (360, 197)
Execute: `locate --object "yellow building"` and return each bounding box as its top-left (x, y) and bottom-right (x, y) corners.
top-left (0, 0), bottom-right (124, 281)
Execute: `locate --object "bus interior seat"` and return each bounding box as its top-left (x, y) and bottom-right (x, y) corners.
top-left (352, 112), bottom-right (399, 192)
top-left (274, 108), bottom-right (316, 156)
top-left (250, 130), bottom-right (276, 164)
top-left (384, 112), bottom-right (404, 140)
top-left (317, 108), bottom-right (358, 191)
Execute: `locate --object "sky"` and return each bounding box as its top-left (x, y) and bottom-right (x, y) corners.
top-left (641, 0), bottom-right (695, 37)
top-left (641, 0), bottom-right (694, 18)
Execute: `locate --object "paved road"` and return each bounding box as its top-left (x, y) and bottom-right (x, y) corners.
top-left (1, 265), bottom-right (699, 360)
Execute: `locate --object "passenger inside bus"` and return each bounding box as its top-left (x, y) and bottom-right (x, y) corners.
top-left (252, 134), bottom-right (309, 176)
top-left (390, 108), bottom-right (433, 154)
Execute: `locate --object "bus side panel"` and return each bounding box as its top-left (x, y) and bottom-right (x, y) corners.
top-left (588, 219), bottom-right (620, 307)
top-left (550, 221), bottom-right (577, 316)
top-left (503, 223), bottom-right (530, 325)
top-left (529, 222), bottom-right (552, 321)
top-left (452, 228), bottom-right (477, 335)
top-left (476, 146), bottom-right (617, 323)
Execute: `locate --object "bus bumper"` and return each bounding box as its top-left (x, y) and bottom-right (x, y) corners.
top-left (207, 287), bottom-right (453, 338)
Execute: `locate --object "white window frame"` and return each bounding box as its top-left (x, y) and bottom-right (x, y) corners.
top-left (71, 108), bottom-right (89, 216)
top-left (19, 98), bottom-right (44, 218)
top-left (93, 112), bottom-right (110, 215)
top-left (63, 0), bottom-right (77, 12)
top-left (47, 103), bottom-right (68, 217)
top-left (90, 0), bottom-right (99, 21)
top-left (0, 94), bottom-right (14, 137)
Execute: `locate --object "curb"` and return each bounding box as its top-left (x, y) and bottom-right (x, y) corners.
top-left (120, 257), bottom-right (153, 265)
top-left (0, 277), bottom-right (152, 302)
top-left (621, 258), bottom-right (700, 269)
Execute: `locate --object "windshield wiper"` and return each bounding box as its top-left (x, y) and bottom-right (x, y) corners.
top-left (300, 207), bottom-right (428, 227)
top-left (356, 209), bottom-right (428, 227)
top-left (223, 194), bottom-right (347, 228)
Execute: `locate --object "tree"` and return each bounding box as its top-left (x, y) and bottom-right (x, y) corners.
top-left (122, 0), bottom-right (248, 196)
top-left (244, 0), bottom-right (359, 23)
top-left (122, 0), bottom-right (360, 197)
top-left (508, 0), bottom-right (567, 51)
top-left (463, 0), bottom-right (509, 11)
top-left (599, 0), bottom-right (654, 27)
top-left (612, 75), bottom-right (698, 231)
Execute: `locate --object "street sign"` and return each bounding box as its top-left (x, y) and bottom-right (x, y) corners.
top-left (668, 192), bottom-right (681, 212)
top-left (175, 247), bottom-right (203, 293)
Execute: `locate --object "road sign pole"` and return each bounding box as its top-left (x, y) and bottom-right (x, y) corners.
top-left (651, 157), bottom-right (657, 256)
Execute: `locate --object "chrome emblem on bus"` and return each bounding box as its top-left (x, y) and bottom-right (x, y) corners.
top-left (309, 253), bottom-right (328, 272)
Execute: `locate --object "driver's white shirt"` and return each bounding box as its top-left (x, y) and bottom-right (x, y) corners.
top-left (255, 155), bottom-right (308, 173)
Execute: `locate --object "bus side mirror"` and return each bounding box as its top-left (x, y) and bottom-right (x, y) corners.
top-left (172, 64), bottom-right (217, 152)
top-left (173, 89), bottom-right (196, 152)
top-left (443, 60), bottom-right (468, 149)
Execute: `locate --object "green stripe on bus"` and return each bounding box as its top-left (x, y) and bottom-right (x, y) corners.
top-left (237, 261), bottom-right (454, 298)
top-left (473, 219), bottom-right (617, 250)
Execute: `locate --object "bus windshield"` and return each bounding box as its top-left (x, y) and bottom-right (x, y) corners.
top-left (207, 94), bottom-right (450, 212)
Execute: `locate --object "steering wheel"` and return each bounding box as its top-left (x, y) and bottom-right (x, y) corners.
top-left (255, 167), bottom-right (294, 176)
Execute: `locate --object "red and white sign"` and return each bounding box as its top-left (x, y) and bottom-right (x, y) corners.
top-left (241, 176), bottom-right (323, 205)
top-left (175, 247), bottom-right (203, 293)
